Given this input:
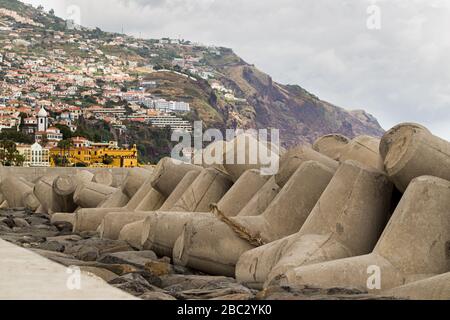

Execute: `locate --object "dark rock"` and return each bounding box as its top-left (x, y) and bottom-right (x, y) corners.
top-left (161, 275), bottom-right (254, 300)
top-left (256, 285), bottom-right (396, 300)
top-left (77, 245), bottom-right (100, 261)
top-left (79, 266), bottom-right (119, 282)
top-left (78, 231), bottom-right (99, 239)
top-left (53, 221), bottom-right (73, 233)
top-left (25, 216), bottom-right (51, 226)
top-left (33, 250), bottom-right (140, 276)
top-left (109, 273), bottom-right (161, 296)
top-left (13, 218), bottom-right (30, 228)
top-left (64, 238), bottom-right (133, 261)
top-left (0, 217), bottom-right (15, 229)
top-left (36, 241), bottom-right (65, 253)
top-left (97, 251), bottom-right (157, 269)
top-left (139, 292), bottom-right (177, 300)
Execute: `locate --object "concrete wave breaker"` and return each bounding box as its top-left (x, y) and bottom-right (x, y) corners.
top-left (171, 161), bottom-right (335, 276)
top-left (236, 160), bottom-right (393, 289)
top-left (278, 175), bottom-right (450, 293)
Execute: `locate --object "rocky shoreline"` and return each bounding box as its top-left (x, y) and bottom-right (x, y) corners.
top-left (0, 208), bottom-right (391, 300)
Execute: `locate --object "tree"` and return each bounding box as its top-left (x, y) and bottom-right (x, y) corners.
top-left (103, 155), bottom-right (114, 165)
top-left (49, 9), bottom-right (55, 15)
top-left (0, 140), bottom-right (25, 166)
top-left (0, 129), bottom-right (33, 144)
top-left (55, 124), bottom-right (73, 140)
top-left (56, 139), bottom-right (74, 167)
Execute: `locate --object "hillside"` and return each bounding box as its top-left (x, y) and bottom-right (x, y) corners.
top-left (0, 0), bottom-right (384, 149)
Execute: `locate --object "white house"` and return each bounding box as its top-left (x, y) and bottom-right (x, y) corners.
top-left (17, 142), bottom-right (50, 167)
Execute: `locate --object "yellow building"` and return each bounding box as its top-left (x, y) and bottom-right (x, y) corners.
top-left (50, 144), bottom-right (138, 168)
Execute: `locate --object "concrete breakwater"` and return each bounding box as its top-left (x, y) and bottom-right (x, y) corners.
top-left (0, 123), bottom-right (449, 300)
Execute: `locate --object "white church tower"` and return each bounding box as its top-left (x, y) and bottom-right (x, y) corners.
top-left (37, 107), bottom-right (48, 132)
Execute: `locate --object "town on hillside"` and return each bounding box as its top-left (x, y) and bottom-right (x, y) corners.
top-left (0, 3), bottom-right (245, 167)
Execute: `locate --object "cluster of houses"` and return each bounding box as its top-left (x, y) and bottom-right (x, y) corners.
top-left (0, 3), bottom-right (247, 167)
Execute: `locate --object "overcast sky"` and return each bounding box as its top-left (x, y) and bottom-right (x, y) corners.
top-left (22, 0), bottom-right (450, 139)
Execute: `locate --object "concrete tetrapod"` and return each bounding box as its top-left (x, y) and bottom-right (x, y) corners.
top-left (278, 175), bottom-right (450, 293)
top-left (170, 167), bottom-right (233, 213)
top-left (73, 176), bottom-right (156, 232)
top-left (312, 134), bottom-right (350, 161)
top-left (98, 188), bottom-right (165, 239)
top-left (383, 272), bottom-right (450, 300)
top-left (151, 157), bottom-right (202, 197)
top-left (33, 174), bottom-right (58, 214)
top-left (52, 171), bottom-right (94, 213)
top-left (222, 134), bottom-right (281, 182)
top-left (92, 170), bottom-right (114, 186)
top-left (121, 167), bottom-right (154, 199)
top-left (338, 136), bottom-right (384, 171)
top-left (236, 161), bottom-right (393, 289)
top-left (101, 167), bottom-right (233, 240)
top-left (23, 191), bottom-right (41, 211)
top-left (119, 219), bottom-right (146, 249)
top-left (380, 123), bottom-right (450, 192)
top-left (140, 169), bottom-right (272, 257)
top-left (97, 189), bottom-right (130, 208)
top-left (237, 176), bottom-right (280, 217)
top-left (0, 176), bottom-right (33, 208)
top-left (97, 167), bottom-right (154, 209)
top-left (274, 146), bottom-right (338, 188)
top-left (158, 170), bottom-right (201, 211)
top-left (118, 171), bottom-right (202, 248)
top-left (73, 182), bottom-right (117, 208)
top-left (172, 161), bottom-right (335, 276)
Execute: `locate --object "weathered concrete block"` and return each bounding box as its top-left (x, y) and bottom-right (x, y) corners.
top-left (339, 136), bottom-right (384, 171)
top-left (99, 212), bottom-right (154, 240)
top-left (380, 123), bottom-right (450, 192)
top-left (237, 176), bottom-right (280, 217)
top-left (215, 169), bottom-right (271, 217)
top-left (73, 172), bottom-right (157, 232)
top-left (134, 188), bottom-right (165, 212)
top-left (118, 219), bottom-right (146, 250)
top-left (93, 170), bottom-right (114, 187)
top-left (98, 189), bottom-right (130, 208)
top-left (236, 161), bottom-right (393, 288)
top-left (158, 170), bottom-right (201, 211)
top-left (275, 146), bottom-right (338, 188)
top-left (172, 161), bottom-right (335, 276)
top-left (33, 174), bottom-right (58, 214)
top-left (384, 272), bottom-right (450, 300)
top-left (73, 182), bottom-right (117, 208)
top-left (140, 169), bottom-right (272, 257)
top-left (313, 134), bottom-right (350, 161)
top-left (53, 171), bottom-right (94, 213)
top-left (51, 212), bottom-right (75, 227)
top-left (0, 176), bottom-right (33, 208)
top-left (121, 167), bottom-right (154, 199)
top-left (170, 167), bottom-right (233, 213)
top-left (222, 134), bottom-right (280, 182)
top-left (23, 191), bottom-right (40, 212)
top-left (151, 157), bottom-right (202, 197)
top-left (279, 175), bottom-right (450, 292)
top-left (73, 207), bottom-right (127, 233)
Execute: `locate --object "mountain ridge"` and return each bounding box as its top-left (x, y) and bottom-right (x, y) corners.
top-left (1, 0), bottom-right (384, 148)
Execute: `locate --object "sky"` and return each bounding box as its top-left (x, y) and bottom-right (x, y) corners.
top-left (21, 0), bottom-right (450, 139)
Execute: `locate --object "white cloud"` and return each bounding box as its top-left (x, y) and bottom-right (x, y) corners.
top-left (22, 0), bottom-right (450, 139)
